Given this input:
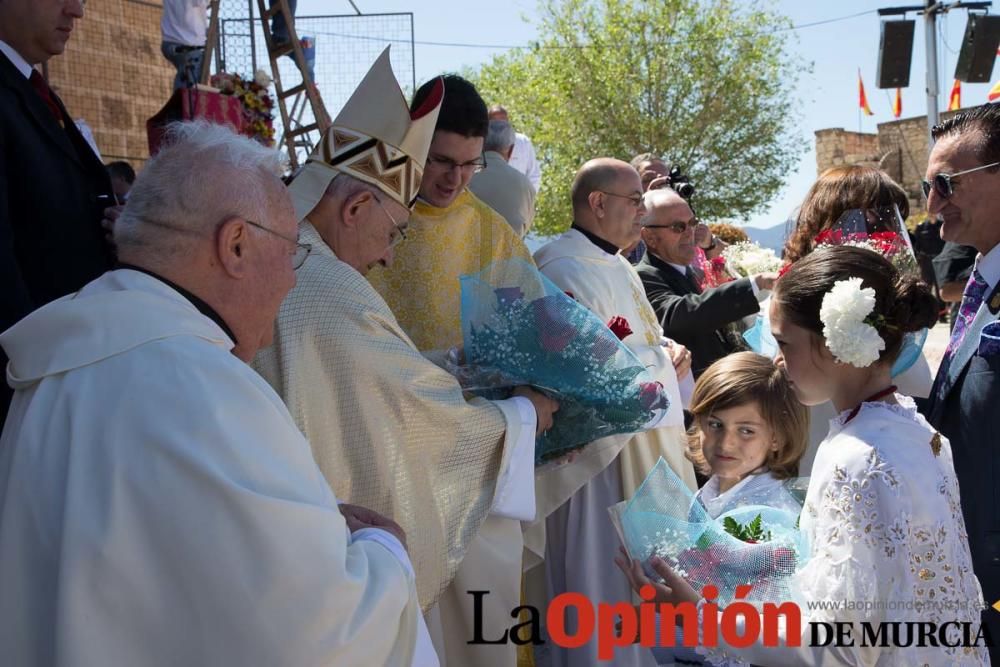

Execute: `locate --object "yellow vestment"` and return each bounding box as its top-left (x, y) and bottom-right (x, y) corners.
top-left (368, 189), bottom-right (533, 351)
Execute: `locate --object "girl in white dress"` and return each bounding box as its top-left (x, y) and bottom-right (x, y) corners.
top-left (620, 246), bottom-right (989, 666)
top-left (685, 351), bottom-right (808, 521)
top-left (648, 351), bottom-right (809, 666)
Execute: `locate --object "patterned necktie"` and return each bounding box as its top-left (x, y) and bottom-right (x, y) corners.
top-left (935, 269), bottom-right (988, 395)
top-left (684, 266), bottom-right (703, 295)
top-left (29, 70), bottom-right (63, 123)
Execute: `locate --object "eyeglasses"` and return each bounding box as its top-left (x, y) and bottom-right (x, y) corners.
top-left (598, 190), bottom-right (644, 208)
top-left (373, 195), bottom-right (408, 249)
top-left (643, 220), bottom-right (698, 234)
top-left (922, 161), bottom-right (1000, 199)
top-left (245, 219), bottom-right (311, 269)
top-left (426, 154), bottom-right (487, 174)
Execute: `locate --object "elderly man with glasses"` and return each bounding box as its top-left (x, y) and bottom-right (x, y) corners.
top-left (529, 158), bottom-right (694, 667)
top-left (0, 120), bottom-right (438, 665)
top-left (635, 188), bottom-right (776, 377)
top-left (920, 103), bottom-right (1000, 664)
top-left (252, 50), bottom-right (557, 667)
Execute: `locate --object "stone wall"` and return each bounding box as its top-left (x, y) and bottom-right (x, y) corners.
top-left (815, 109), bottom-right (965, 216)
top-left (45, 0), bottom-right (174, 166)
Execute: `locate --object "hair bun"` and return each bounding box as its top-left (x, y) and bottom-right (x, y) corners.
top-left (888, 275), bottom-right (939, 333)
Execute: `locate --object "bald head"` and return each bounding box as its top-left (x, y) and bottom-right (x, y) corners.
top-left (640, 187), bottom-right (697, 265)
top-left (571, 158), bottom-right (635, 212)
top-left (571, 158), bottom-right (644, 250)
top-left (642, 187), bottom-right (688, 214)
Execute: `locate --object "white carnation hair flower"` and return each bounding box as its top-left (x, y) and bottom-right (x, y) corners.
top-left (819, 277), bottom-right (885, 368)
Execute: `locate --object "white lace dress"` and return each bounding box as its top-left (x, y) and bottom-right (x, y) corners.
top-left (699, 396), bottom-right (989, 666)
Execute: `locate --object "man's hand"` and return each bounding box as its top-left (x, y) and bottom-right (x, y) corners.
top-left (339, 503), bottom-right (407, 549)
top-left (664, 340), bottom-right (692, 380)
top-left (645, 175), bottom-right (669, 192)
top-left (512, 386), bottom-right (560, 436)
top-left (753, 272), bottom-right (778, 291)
top-left (694, 223), bottom-right (711, 248)
top-left (101, 204), bottom-right (124, 245)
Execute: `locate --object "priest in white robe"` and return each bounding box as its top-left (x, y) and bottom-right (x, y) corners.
top-left (529, 158), bottom-right (696, 667)
top-left (252, 49), bottom-right (555, 632)
top-left (0, 122), bottom-right (433, 666)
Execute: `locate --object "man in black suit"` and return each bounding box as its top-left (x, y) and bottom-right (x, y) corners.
top-left (0, 0), bottom-right (115, 423)
top-left (635, 188), bottom-right (775, 377)
top-left (922, 104), bottom-right (1000, 659)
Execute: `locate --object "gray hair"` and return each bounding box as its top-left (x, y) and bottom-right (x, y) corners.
top-left (114, 121), bottom-right (286, 258)
top-left (484, 120), bottom-right (516, 153)
top-left (641, 187), bottom-right (686, 224)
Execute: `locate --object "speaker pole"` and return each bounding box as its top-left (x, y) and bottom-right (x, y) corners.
top-left (925, 1), bottom-right (941, 148)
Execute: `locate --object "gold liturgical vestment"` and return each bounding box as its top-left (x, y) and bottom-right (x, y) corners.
top-left (368, 189), bottom-right (533, 351)
top-left (369, 189), bottom-right (535, 667)
top-left (252, 222), bottom-right (530, 610)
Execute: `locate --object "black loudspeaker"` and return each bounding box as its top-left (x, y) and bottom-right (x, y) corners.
top-left (877, 20), bottom-right (915, 88)
top-left (954, 14), bottom-right (1000, 83)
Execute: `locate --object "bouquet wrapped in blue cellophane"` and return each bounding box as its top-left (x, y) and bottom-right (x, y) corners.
top-left (622, 459), bottom-right (809, 605)
top-left (457, 259), bottom-right (670, 465)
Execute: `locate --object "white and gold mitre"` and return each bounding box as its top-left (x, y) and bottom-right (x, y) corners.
top-left (289, 46), bottom-right (443, 219)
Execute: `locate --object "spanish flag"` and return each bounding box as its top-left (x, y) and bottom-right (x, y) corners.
top-left (858, 70), bottom-right (874, 116)
top-left (989, 79), bottom-right (1000, 102)
top-left (893, 88), bottom-right (902, 118)
top-left (948, 79), bottom-right (962, 111)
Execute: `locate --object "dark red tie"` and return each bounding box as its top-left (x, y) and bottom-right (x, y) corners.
top-left (29, 70), bottom-right (63, 123)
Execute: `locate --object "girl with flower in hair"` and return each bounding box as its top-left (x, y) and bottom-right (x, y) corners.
top-left (620, 246), bottom-right (988, 665)
top-left (766, 166), bottom-right (932, 472)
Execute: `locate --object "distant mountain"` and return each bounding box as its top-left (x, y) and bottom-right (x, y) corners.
top-left (524, 222), bottom-right (791, 255)
top-left (743, 222), bottom-right (789, 254)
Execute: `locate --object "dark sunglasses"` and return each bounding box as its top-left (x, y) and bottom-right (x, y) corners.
top-left (643, 220), bottom-right (698, 234)
top-left (922, 161), bottom-right (1000, 199)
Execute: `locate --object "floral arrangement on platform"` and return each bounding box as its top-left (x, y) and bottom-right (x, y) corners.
top-left (722, 241), bottom-right (782, 278)
top-left (459, 261), bottom-right (671, 464)
top-left (210, 70), bottom-right (275, 146)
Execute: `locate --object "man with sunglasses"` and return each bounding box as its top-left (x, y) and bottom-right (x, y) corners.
top-left (255, 51), bottom-right (557, 667)
top-left (921, 103), bottom-right (1000, 661)
top-left (635, 188), bottom-right (775, 377)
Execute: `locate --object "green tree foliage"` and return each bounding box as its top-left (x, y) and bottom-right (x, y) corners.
top-left (473, 0), bottom-right (808, 236)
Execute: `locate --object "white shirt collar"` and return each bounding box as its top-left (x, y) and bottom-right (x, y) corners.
top-left (975, 242), bottom-right (1000, 291)
top-left (697, 473), bottom-right (757, 517)
top-left (0, 40), bottom-right (34, 79)
top-left (668, 261), bottom-right (688, 275)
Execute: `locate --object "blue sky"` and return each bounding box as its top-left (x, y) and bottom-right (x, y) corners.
top-left (297, 0), bottom-right (999, 228)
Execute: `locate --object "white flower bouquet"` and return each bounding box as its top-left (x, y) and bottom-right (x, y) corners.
top-left (722, 241), bottom-right (782, 278)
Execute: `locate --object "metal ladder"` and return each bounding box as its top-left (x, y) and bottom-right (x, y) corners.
top-left (197, 0), bottom-right (329, 167)
top-left (255, 0), bottom-right (331, 169)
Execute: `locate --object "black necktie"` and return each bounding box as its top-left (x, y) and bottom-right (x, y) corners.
top-left (685, 266), bottom-right (703, 295)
